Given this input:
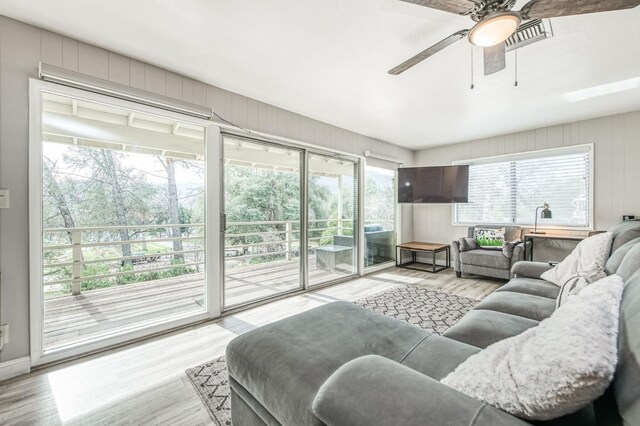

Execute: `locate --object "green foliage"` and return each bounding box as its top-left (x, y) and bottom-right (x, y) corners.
top-left (81, 263), bottom-right (112, 291)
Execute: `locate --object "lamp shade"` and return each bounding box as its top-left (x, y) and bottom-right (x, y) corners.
top-left (468, 12), bottom-right (521, 47)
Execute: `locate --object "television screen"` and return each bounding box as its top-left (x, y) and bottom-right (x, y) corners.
top-left (398, 165), bottom-right (469, 203)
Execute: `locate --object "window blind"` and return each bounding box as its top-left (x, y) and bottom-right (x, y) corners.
top-left (454, 146), bottom-right (592, 228)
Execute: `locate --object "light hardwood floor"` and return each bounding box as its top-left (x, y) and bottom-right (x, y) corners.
top-left (1, 267), bottom-right (503, 426)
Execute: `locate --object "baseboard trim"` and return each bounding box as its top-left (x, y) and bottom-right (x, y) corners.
top-left (0, 356), bottom-right (31, 382)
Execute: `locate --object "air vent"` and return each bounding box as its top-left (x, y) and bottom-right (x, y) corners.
top-left (505, 19), bottom-right (552, 52)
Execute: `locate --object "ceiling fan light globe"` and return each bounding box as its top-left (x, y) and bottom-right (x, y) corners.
top-left (469, 12), bottom-right (521, 47)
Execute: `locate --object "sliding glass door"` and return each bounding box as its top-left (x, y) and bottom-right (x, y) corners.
top-left (222, 136), bottom-right (303, 308)
top-left (31, 86), bottom-right (218, 363)
top-left (307, 153), bottom-right (358, 286)
top-left (364, 165), bottom-right (397, 268)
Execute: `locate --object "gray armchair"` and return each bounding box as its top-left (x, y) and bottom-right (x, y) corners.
top-left (452, 225), bottom-right (529, 280)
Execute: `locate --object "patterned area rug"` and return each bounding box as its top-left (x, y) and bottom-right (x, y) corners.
top-left (185, 285), bottom-right (478, 425)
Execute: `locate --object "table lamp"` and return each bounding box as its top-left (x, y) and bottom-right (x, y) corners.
top-left (532, 203), bottom-right (552, 234)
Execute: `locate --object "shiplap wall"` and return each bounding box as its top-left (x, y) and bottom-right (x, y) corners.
top-left (0, 15), bottom-right (414, 363)
top-left (413, 110), bottom-right (640, 263)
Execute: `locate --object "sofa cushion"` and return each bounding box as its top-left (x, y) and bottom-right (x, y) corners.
top-left (400, 334), bottom-right (480, 381)
top-left (460, 249), bottom-right (511, 270)
top-left (443, 309), bottom-right (539, 349)
top-left (613, 270), bottom-right (640, 425)
top-left (496, 277), bottom-right (561, 299)
top-left (226, 301), bottom-right (429, 426)
top-left (540, 232), bottom-right (613, 287)
top-left (609, 220), bottom-right (640, 252)
top-left (615, 242), bottom-right (640, 282)
top-left (605, 237), bottom-right (640, 275)
top-left (441, 275), bottom-right (623, 421)
top-left (474, 291), bottom-right (556, 321)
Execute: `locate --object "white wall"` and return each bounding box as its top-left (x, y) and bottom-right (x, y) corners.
top-left (0, 15), bottom-right (414, 363)
top-left (413, 110), bottom-right (640, 262)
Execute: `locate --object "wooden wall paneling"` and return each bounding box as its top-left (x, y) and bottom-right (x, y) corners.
top-left (624, 113), bottom-right (640, 215)
top-left (547, 125), bottom-right (563, 149)
top-left (595, 116), bottom-right (613, 227)
top-left (62, 36), bottom-right (79, 71)
top-left (222, 89), bottom-right (234, 123)
top-left (526, 129), bottom-right (537, 151)
top-left (611, 115), bottom-right (625, 221)
top-left (0, 18), bottom-right (41, 363)
top-left (535, 127), bottom-right (548, 150)
top-left (514, 131), bottom-right (527, 153)
top-left (570, 121), bottom-right (581, 145)
top-left (504, 133), bottom-right (516, 154)
top-left (258, 101), bottom-right (269, 135)
top-left (246, 98), bottom-right (259, 131)
top-left (165, 71), bottom-right (183, 101)
top-left (286, 111), bottom-right (301, 142)
top-left (276, 107), bottom-right (287, 139)
top-left (181, 77), bottom-right (194, 104)
top-left (266, 104), bottom-right (279, 137)
top-left (232, 94), bottom-right (249, 129)
top-left (562, 123), bottom-right (572, 146)
top-left (40, 30), bottom-right (62, 67)
top-left (143, 64), bottom-right (166, 96)
top-left (192, 80), bottom-right (207, 107)
top-left (78, 43), bottom-right (108, 80)
top-left (129, 59), bottom-right (145, 90)
top-left (108, 52), bottom-right (130, 86)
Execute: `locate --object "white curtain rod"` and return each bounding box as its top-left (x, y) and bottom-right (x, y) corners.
top-left (39, 63), bottom-right (213, 120)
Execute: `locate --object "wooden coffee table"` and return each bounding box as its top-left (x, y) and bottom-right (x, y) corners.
top-left (395, 241), bottom-right (450, 273)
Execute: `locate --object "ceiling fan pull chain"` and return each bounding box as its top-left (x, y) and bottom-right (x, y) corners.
top-left (470, 47), bottom-right (475, 90)
top-left (514, 48), bottom-right (519, 87)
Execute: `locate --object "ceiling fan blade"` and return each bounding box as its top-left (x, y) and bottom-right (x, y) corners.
top-left (389, 30), bottom-right (469, 75)
top-left (483, 43), bottom-right (506, 76)
top-left (520, 0), bottom-right (640, 19)
top-left (399, 0), bottom-right (479, 15)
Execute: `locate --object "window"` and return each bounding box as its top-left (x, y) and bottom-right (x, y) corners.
top-left (454, 145), bottom-right (592, 229)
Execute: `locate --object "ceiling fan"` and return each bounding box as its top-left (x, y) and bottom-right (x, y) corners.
top-left (389, 0), bottom-right (640, 76)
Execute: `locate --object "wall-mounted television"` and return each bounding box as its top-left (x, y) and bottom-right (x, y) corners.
top-left (398, 165), bottom-right (469, 204)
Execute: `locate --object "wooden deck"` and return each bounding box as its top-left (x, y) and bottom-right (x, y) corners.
top-left (44, 255), bottom-right (351, 349)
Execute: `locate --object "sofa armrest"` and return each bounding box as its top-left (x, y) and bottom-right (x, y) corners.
top-left (312, 355), bottom-right (527, 426)
top-left (451, 240), bottom-right (462, 272)
top-left (511, 260), bottom-right (554, 279)
top-left (509, 240), bottom-right (530, 267)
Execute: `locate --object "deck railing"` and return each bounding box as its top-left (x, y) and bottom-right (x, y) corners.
top-left (43, 219), bottom-right (392, 296)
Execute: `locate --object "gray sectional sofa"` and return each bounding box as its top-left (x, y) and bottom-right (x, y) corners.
top-left (226, 221), bottom-right (640, 426)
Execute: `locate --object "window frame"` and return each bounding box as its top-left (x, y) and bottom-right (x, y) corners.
top-left (451, 144), bottom-right (595, 231)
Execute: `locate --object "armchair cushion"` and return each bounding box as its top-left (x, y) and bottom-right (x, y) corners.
top-left (458, 237), bottom-right (479, 252)
top-left (460, 249), bottom-right (511, 270)
top-left (313, 355), bottom-right (528, 426)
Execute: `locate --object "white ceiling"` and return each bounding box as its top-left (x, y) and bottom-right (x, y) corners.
top-left (1, 0), bottom-right (639, 149)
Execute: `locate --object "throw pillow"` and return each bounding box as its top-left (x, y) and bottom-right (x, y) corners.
top-left (458, 237), bottom-right (478, 252)
top-left (474, 227), bottom-right (506, 249)
top-left (540, 232), bottom-right (613, 287)
top-left (441, 274), bottom-right (624, 421)
top-left (501, 241), bottom-right (522, 258)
